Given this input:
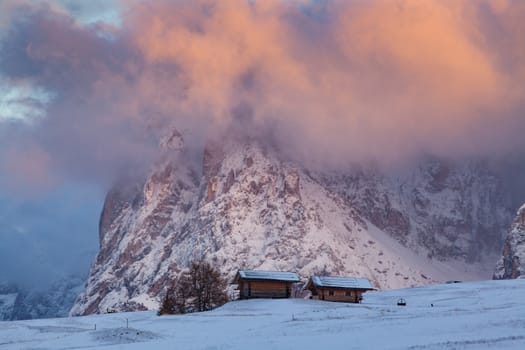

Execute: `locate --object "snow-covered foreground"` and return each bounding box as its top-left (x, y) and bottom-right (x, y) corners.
top-left (1, 279), bottom-right (524, 349)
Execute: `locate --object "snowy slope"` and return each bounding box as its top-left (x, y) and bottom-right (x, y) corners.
top-left (71, 132), bottom-right (512, 315)
top-left (3, 279), bottom-right (525, 349)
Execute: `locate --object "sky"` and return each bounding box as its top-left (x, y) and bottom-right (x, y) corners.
top-left (0, 0), bottom-right (524, 289)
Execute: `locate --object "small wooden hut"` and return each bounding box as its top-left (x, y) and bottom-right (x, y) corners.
top-left (234, 270), bottom-right (300, 299)
top-left (305, 276), bottom-right (374, 303)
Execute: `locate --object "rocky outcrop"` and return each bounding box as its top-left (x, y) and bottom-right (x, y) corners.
top-left (319, 157), bottom-right (510, 262)
top-left (494, 204), bottom-right (525, 279)
top-left (71, 133), bottom-right (512, 315)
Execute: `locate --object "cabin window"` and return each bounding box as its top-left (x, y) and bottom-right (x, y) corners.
top-left (345, 290), bottom-right (352, 297)
top-left (328, 290), bottom-right (334, 296)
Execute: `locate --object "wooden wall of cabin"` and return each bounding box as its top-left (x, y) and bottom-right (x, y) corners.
top-left (311, 288), bottom-right (365, 303)
top-left (238, 280), bottom-right (292, 299)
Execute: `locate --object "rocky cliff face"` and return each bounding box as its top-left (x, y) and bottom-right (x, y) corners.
top-left (71, 132), bottom-right (512, 315)
top-left (494, 204), bottom-right (525, 279)
top-left (319, 157), bottom-right (509, 262)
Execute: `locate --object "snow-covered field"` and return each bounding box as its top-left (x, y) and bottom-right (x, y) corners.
top-left (1, 279), bottom-right (524, 349)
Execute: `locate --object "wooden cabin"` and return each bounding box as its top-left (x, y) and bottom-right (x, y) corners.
top-left (305, 276), bottom-right (374, 303)
top-left (234, 270), bottom-right (300, 299)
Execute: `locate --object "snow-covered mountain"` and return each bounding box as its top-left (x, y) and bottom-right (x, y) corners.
top-left (494, 204), bottom-right (525, 279)
top-left (0, 276), bottom-right (84, 321)
top-left (0, 284), bottom-right (17, 321)
top-left (71, 131), bottom-right (512, 315)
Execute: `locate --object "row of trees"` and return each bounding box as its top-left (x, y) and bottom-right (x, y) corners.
top-left (158, 261), bottom-right (228, 315)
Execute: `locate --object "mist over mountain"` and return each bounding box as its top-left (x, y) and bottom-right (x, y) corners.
top-left (1, 0), bottom-right (525, 188)
top-left (0, 276), bottom-right (84, 321)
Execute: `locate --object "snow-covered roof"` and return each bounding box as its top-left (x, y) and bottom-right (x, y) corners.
top-left (236, 270), bottom-right (300, 282)
top-left (308, 276), bottom-right (374, 290)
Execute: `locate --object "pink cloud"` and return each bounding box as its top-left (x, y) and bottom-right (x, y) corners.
top-left (1, 0), bottom-right (524, 188)
top-left (2, 145), bottom-right (57, 194)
